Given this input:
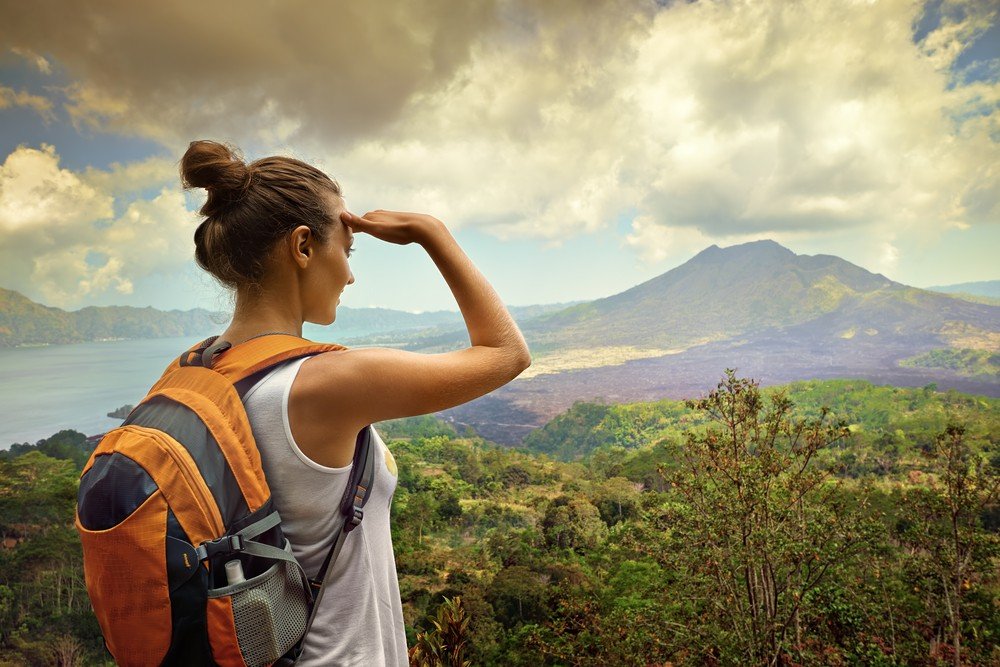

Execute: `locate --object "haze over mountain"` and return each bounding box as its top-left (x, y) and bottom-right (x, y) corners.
top-left (925, 280), bottom-right (1000, 307)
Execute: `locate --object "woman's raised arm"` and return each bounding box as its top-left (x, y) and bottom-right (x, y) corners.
top-left (292, 210), bottom-right (531, 433)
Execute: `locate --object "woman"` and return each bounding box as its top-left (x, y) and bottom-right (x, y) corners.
top-left (179, 139), bottom-right (531, 665)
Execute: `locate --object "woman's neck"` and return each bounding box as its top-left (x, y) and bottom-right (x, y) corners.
top-left (222, 294), bottom-right (303, 344)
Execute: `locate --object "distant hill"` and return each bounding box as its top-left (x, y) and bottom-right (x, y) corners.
top-left (925, 280), bottom-right (1000, 306)
top-left (0, 287), bottom-right (580, 348)
top-left (927, 280), bottom-right (1000, 298)
top-left (330, 301), bottom-right (584, 345)
top-left (0, 288), bottom-right (225, 347)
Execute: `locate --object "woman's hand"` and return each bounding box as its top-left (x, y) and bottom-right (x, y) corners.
top-left (340, 209), bottom-right (446, 246)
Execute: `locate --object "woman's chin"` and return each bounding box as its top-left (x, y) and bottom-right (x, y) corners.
top-left (309, 311), bottom-right (336, 326)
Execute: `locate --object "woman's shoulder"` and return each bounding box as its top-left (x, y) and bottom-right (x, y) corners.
top-left (292, 349), bottom-right (368, 426)
top-left (285, 352), bottom-right (368, 468)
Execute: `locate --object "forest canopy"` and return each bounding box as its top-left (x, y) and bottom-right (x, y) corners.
top-left (1, 375), bottom-right (997, 665)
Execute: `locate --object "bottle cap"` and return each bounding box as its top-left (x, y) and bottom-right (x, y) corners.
top-left (225, 559), bottom-right (246, 585)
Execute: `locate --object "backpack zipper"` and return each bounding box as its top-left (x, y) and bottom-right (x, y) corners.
top-left (121, 425), bottom-right (225, 538)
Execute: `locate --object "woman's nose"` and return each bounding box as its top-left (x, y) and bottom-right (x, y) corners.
top-left (347, 271), bottom-right (355, 285)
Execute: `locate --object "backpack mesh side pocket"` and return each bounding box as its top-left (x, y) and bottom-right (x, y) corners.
top-left (207, 539), bottom-right (310, 667)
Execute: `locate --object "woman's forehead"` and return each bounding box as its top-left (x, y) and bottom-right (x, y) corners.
top-left (336, 216), bottom-right (353, 244)
top-left (324, 192), bottom-right (351, 237)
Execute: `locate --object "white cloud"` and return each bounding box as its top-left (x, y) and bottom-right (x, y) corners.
top-left (32, 250), bottom-right (134, 302)
top-left (81, 155), bottom-right (178, 196)
top-left (332, 0), bottom-right (1000, 258)
top-left (876, 240), bottom-right (901, 276)
top-left (0, 144), bottom-right (197, 307)
top-left (0, 143), bottom-right (111, 233)
top-left (917, 0), bottom-right (997, 72)
top-left (623, 0), bottom-right (998, 242)
top-left (625, 215), bottom-right (715, 264)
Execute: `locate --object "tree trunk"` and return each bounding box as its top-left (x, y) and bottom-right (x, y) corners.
top-left (951, 510), bottom-right (962, 667)
top-left (953, 594), bottom-right (961, 667)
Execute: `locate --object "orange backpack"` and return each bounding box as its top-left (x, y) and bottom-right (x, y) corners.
top-left (75, 334), bottom-right (377, 666)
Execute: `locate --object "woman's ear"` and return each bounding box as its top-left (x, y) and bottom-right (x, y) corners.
top-left (291, 225), bottom-right (312, 267)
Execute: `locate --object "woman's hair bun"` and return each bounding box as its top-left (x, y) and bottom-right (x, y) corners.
top-left (179, 139), bottom-right (252, 195)
top-left (182, 138), bottom-right (343, 294)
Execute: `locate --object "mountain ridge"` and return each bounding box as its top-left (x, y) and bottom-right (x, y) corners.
top-left (927, 279), bottom-right (1000, 298)
top-left (516, 239), bottom-right (914, 353)
top-left (0, 286), bottom-right (580, 347)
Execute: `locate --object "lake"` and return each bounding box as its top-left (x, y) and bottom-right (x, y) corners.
top-left (0, 331), bottom-right (377, 447)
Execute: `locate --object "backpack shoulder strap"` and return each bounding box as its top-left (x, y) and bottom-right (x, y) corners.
top-left (202, 334), bottom-right (346, 385)
top-left (153, 335), bottom-right (219, 384)
top-left (149, 333), bottom-right (346, 397)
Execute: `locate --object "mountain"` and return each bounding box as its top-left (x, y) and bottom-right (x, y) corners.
top-left (0, 288), bottom-right (225, 347)
top-left (433, 241), bottom-right (1000, 443)
top-left (927, 280), bottom-right (1000, 298)
top-left (925, 280), bottom-right (1000, 306)
top-left (523, 240), bottom-right (997, 352)
top-left (405, 239), bottom-right (997, 355)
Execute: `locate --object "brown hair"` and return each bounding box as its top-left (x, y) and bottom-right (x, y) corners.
top-left (179, 140), bottom-right (343, 295)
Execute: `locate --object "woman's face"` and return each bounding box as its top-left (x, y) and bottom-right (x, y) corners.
top-left (301, 194), bottom-right (355, 325)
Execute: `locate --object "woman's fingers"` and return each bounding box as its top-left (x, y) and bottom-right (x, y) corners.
top-left (340, 209), bottom-right (425, 245)
top-left (339, 210), bottom-right (358, 225)
top-left (340, 210), bottom-right (371, 234)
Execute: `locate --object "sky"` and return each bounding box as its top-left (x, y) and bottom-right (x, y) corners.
top-left (0, 0), bottom-right (998, 315)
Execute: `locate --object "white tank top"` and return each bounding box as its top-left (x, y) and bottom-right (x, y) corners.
top-left (241, 356), bottom-right (408, 666)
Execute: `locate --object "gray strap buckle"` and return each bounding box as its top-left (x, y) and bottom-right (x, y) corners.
top-left (345, 507), bottom-right (363, 532)
top-left (195, 534), bottom-right (244, 562)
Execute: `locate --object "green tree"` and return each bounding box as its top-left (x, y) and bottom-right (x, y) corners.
top-left (0, 452), bottom-right (78, 528)
top-left (591, 476), bottom-right (643, 527)
top-left (661, 370), bottom-right (874, 665)
top-left (487, 565), bottom-right (551, 628)
top-left (1, 430), bottom-right (91, 470)
top-left (899, 424), bottom-right (1000, 667)
top-left (400, 491), bottom-right (439, 545)
top-left (0, 452), bottom-right (104, 665)
top-left (540, 495), bottom-right (607, 553)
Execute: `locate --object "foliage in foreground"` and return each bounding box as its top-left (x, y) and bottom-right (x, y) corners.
top-left (0, 376), bottom-right (997, 665)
